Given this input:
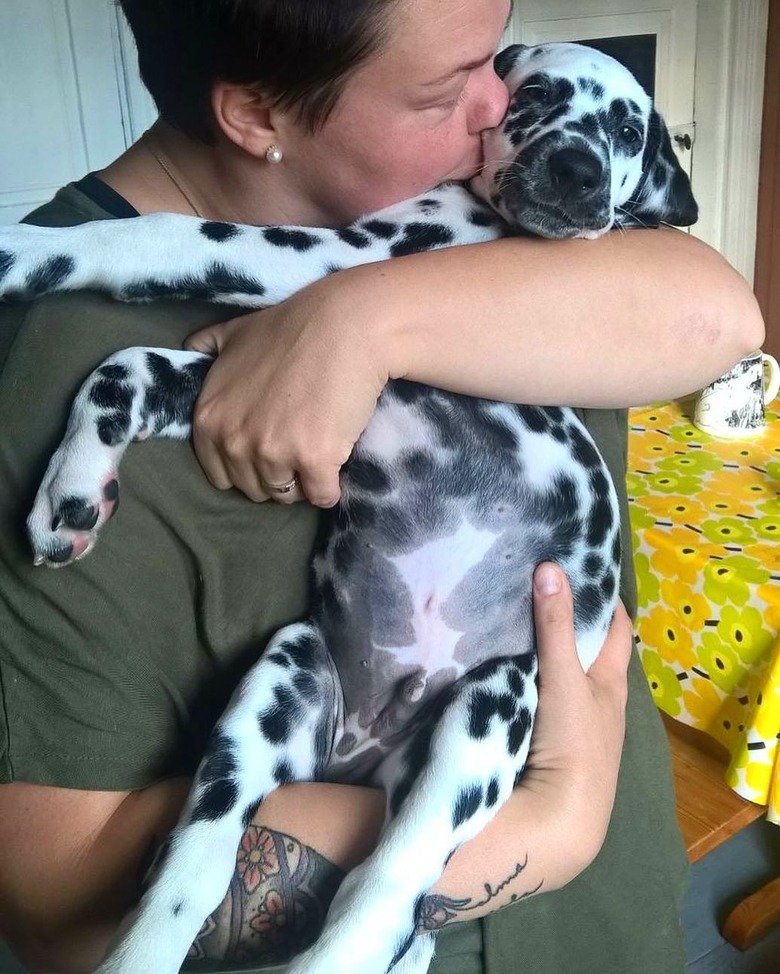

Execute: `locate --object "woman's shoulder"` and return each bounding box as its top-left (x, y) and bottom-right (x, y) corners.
top-left (23, 174), bottom-right (138, 229)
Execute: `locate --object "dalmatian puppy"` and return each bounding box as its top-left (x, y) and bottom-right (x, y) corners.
top-left (0, 44), bottom-right (696, 974)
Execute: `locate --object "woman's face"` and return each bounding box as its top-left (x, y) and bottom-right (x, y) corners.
top-left (275, 0), bottom-right (512, 226)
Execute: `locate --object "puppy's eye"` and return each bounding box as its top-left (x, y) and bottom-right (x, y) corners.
top-left (521, 84), bottom-right (550, 105)
top-left (619, 125), bottom-right (642, 145)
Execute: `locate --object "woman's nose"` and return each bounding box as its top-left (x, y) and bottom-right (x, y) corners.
top-left (471, 69), bottom-right (510, 134)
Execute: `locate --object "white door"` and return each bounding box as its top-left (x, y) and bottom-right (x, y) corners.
top-left (0, 0), bottom-right (155, 224)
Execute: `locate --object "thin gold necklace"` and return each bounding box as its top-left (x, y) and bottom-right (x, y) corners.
top-left (144, 137), bottom-right (203, 218)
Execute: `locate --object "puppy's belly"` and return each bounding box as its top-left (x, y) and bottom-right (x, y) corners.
top-left (321, 518), bottom-right (537, 778)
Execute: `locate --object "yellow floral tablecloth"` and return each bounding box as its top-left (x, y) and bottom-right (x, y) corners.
top-left (628, 400), bottom-right (780, 823)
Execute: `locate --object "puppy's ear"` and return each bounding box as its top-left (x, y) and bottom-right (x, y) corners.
top-left (494, 44), bottom-right (528, 80)
top-left (620, 109), bottom-right (698, 228)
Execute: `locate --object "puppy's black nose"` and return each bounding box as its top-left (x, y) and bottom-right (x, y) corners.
top-left (548, 148), bottom-right (603, 201)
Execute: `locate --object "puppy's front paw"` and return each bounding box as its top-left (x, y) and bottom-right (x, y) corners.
top-left (28, 469), bottom-right (120, 567)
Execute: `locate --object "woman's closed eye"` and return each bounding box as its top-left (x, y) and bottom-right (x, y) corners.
top-left (423, 84), bottom-right (469, 113)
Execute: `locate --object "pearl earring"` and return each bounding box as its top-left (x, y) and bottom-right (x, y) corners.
top-left (265, 144), bottom-right (284, 164)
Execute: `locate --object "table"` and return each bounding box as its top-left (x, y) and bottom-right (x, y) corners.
top-left (628, 399), bottom-right (780, 824)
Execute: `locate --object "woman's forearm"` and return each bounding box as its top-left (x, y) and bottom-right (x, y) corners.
top-left (239, 775), bottom-right (597, 944)
top-left (339, 228), bottom-right (764, 408)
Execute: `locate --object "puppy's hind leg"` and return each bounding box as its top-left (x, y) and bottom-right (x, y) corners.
top-left (288, 653), bottom-right (539, 974)
top-left (94, 621), bottom-right (339, 974)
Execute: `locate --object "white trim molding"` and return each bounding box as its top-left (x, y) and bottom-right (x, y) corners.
top-left (692, 0), bottom-right (769, 283)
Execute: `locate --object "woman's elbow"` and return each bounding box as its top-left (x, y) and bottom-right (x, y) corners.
top-left (674, 243), bottom-right (767, 385)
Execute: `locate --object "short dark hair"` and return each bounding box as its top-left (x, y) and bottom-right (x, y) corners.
top-left (118, 0), bottom-right (398, 143)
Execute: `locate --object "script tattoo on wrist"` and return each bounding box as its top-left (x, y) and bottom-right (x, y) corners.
top-left (415, 854), bottom-right (543, 932)
top-left (184, 825), bottom-right (343, 964)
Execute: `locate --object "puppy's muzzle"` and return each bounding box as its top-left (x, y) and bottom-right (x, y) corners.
top-left (548, 148), bottom-right (604, 203)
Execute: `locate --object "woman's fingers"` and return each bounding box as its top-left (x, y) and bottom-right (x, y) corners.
top-left (529, 561), bottom-right (630, 779)
top-left (182, 289), bottom-right (387, 506)
top-left (587, 600), bottom-right (632, 709)
top-left (532, 562), bottom-right (581, 694)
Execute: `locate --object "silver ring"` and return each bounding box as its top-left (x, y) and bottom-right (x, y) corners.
top-left (267, 476), bottom-right (298, 495)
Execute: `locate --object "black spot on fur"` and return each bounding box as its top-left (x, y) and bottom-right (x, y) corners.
top-left (89, 370), bottom-right (133, 410)
top-left (452, 784), bottom-right (483, 829)
top-left (198, 730), bottom-right (238, 785)
top-left (402, 450), bottom-right (436, 480)
top-left (516, 405), bottom-right (551, 434)
top-left (583, 553), bottom-right (605, 577)
top-left (587, 493), bottom-right (614, 546)
top-left (389, 379), bottom-right (426, 404)
top-left (266, 651), bottom-right (291, 668)
top-left (340, 497), bottom-right (376, 530)
top-left (190, 730), bottom-right (240, 822)
top-left (190, 779), bottom-right (239, 822)
top-left (362, 219), bottom-right (398, 239)
top-left (391, 223), bottom-right (454, 258)
top-left (262, 227), bottom-right (320, 251)
top-left (26, 254), bottom-right (75, 296)
top-left (486, 776), bottom-right (500, 807)
top-left (121, 261), bottom-right (265, 301)
top-left (273, 759), bottom-right (294, 784)
top-left (172, 901), bottom-right (184, 917)
top-left (200, 221), bottom-right (240, 242)
top-left (578, 77), bottom-right (605, 99)
top-left (0, 250), bottom-right (15, 284)
top-left (293, 670), bottom-right (321, 703)
top-left (258, 684), bottom-right (304, 743)
top-left (494, 44), bottom-right (523, 78)
top-left (345, 457), bottom-right (392, 493)
top-left (568, 426), bottom-right (601, 469)
top-left (468, 207), bottom-right (499, 228)
top-left (507, 707), bottom-right (533, 756)
top-left (97, 363), bottom-right (129, 383)
top-left (575, 581), bottom-right (605, 626)
top-left (141, 353), bottom-right (211, 434)
top-left (507, 667), bottom-right (525, 698)
top-left (90, 371), bottom-right (134, 447)
top-left (601, 571), bottom-right (617, 601)
top-left (468, 689), bottom-right (516, 739)
top-left (242, 799), bottom-right (262, 829)
top-left (331, 531), bottom-right (357, 575)
top-left (336, 228), bottom-right (372, 249)
top-left (284, 632), bottom-right (321, 671)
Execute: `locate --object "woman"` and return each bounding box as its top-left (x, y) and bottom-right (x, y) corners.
top-left (0, 1), bottom-right (763, 972)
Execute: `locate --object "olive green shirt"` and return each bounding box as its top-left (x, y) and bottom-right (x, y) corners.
top-left (0, 180), bottom-right (686, 973)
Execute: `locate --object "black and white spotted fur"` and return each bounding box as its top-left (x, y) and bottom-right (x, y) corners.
top-left (0, 45), bottom-right (696, 974)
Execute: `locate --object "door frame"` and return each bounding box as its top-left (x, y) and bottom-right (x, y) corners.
top-left (694, 0), bottom-right (769, 284)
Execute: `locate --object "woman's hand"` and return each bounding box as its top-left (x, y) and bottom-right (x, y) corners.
top-left (410, 563), bottom-right (633, 916)
top-left (523, 563), bottom-right (632, 866)
top-left (185, 278), bottom-right (388, 507)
